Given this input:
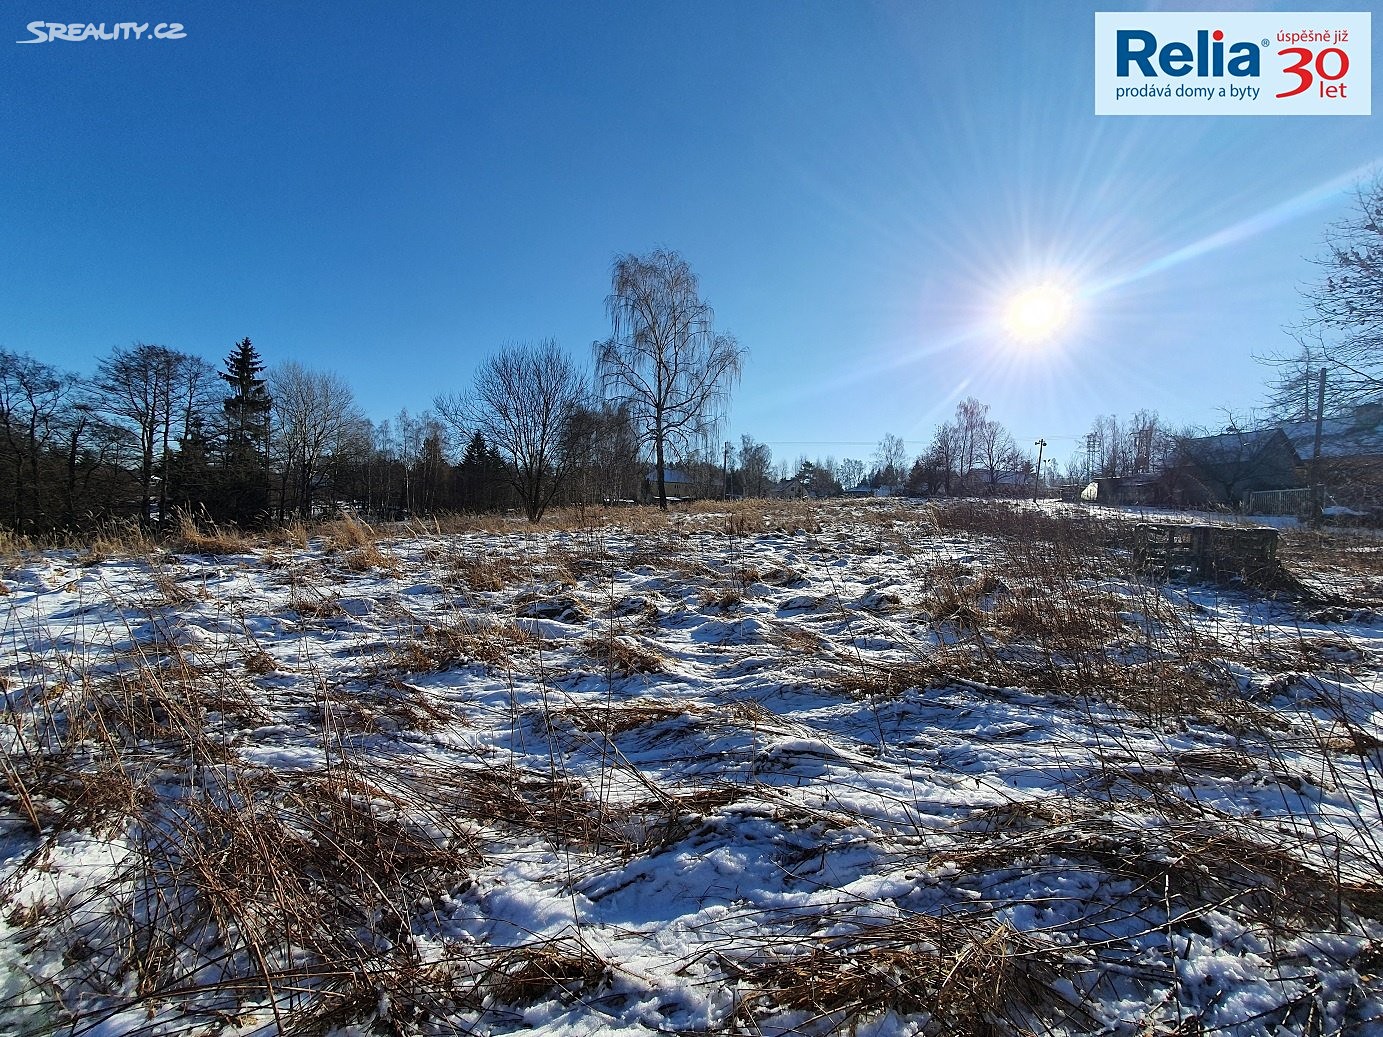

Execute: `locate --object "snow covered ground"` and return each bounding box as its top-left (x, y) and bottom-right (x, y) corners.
top-left (1, 500), bottom-right (1380, 1036)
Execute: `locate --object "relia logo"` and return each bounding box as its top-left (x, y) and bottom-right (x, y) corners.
top-left (1116, 29), bottom-right (1262, 78)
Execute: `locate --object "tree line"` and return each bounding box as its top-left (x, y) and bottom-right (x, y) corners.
top-left (0, 337), bottom-right (519, 531)
top-left (0, 249), bottom-right (744, 531)
top-left (0, 336), bottom-right (1184, 532)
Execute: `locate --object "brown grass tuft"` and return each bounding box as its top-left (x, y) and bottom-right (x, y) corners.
top-left (321, 513), bottom-right (378, 550)
top-left (731, 915), bottom-right (1063, 1032)
top-left (264, 520), bottom-right (310, 548)
top-left (288, 591), bottom-right (343, 619)
top-left (172, 509), bottom-right (252, 555)
top-left (489, 940), bottom-right (608, 1006)
top-left (390, 619), bottom-right (539, 673)
top-left (564, 698), bottom-right (694, 734)
top-left (582, 630), bottom-right (666, 675)
top-left (82, 518), bottom-right (159, 563)
top-left (341, 541), bottom-right (399, 573)
top-left (450, 552), bottom-right (526, 591)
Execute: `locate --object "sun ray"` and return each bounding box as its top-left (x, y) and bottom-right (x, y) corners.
top-left (1091, 157), bottom-right (1383, 295)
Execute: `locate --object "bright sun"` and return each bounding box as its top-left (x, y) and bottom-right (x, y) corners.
top-left (1001, 283), bottom-right (1075, 343)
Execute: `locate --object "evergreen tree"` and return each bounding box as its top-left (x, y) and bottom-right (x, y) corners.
top-left (453, 432), bottom-right (513, 512)
top-left (216, 338), bottom-right (272, 524)
top-left (458, 432), bottom-right (485, 509)
top-left (169, 413), bottom-right (212, 514)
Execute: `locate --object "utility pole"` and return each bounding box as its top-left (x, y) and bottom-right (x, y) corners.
top-left (1033, 438), bottom-right (1047, 501)
top-left (723, 440), bottom-right (732, 500)
top-left (1311, 368), bottom-right (1327, 528)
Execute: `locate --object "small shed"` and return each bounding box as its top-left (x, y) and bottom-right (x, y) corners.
top-left (1080, 473), bottom-right (1164, 506)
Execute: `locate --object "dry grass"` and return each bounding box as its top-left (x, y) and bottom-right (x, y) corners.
top-left (715, 498), bottom-right (830, 537)
top-left (1, 646), bottom-right (477, 1032)
top-left (700, 585), bottom-right (744, 611)
top-left (425, 510), bottom-right (520, 535)
top-left (563, 698), bottom-right (694, 734)
top-left (929, 499), bottom-right (1133, 554)
top-left (263, 519), bottom-right (311, 548)
top-left (0, 526), bottom-right (32, 569)
top-left (582, 630), bottom-right (666, 675)
top-left (449, 551), bottom-right (527, 591)
top-left (488, 939), bottom-right (608, 1006)
top-left (729, 914), bottom-right (1065, 1033)
top-left (389, 619), bottom-right (540, 673)
top-left (81, 518), bottom-right (160, 563)
top-left (171, 509), bottom-right (252, 555)
top-left (769, 622), bottom-right (825, 655)
top-left (3, 498), bottom-right (1382, 1035)
top-left (427, 765), bottom-right (624, 847)
top-left (920, 561), bottom-right (1000, 630)
top-left (148, 565), bottom-right (199, 606)
top-left (528, 498), bottom-right (836, 539)
top-left (328, 681), bottom-right (459, 734)
top-left (1281, 526), bottom-right (1383, 578)
top-left (517, 592), bottom-right (590, 623)
top-left (320, 513), bottom-right (378, 550)
top-left (243, 648), bottom-right (277, 675)
top-left (341, 541), bottom-right (400, 573)
top-left (1279, 526), bottom-right (1383, 605)
top-left (287, 590), bottom-right (343, 619)
top-left (798, 505), bottom-right (1295, 734)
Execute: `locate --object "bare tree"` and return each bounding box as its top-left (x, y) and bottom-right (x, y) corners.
top-left (61, 394), bottom-right (128, 525)
top-left (837, 456), bottom-right (865, 492)
top-left (1261, 336), bottom-right (1325, 421)
top-left (564, 402), bottom-right (641, 507)
top-left (872, 434), bottom-right (908, 486)
top-left (925, 424), bottom-right (957, 495)
top-left (1084, 414), bottom-right (1126, 479)
top-left (952, 398), bottom-right (989, 485)
top-left (596, 249), bottom-right (745, 510)
top-left (0, 351), bottom-right (73, 527)
top-left (977, 418), bottom-right (1020, 492)
top-left (1288, 177), bottom-right (1383, 406)
top-left (94, 344), bottom-right (214, 525)
top-left (738, 435), bottom-right (774, 497)
top-left (435, 341), bottom-right (585, 523)
top-left (269, 362), bottom-right (367, 520)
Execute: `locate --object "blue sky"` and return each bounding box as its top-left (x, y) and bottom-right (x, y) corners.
top-left (1, 1), bottom-right (1379, 471)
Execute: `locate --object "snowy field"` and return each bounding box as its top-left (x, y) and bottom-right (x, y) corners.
top-left (1, 499), bottom-right (1381, 1036)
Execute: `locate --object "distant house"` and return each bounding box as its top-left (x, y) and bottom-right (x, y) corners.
top-left (844, 484), bottom-right (895, 498)
top-left (642, 468), bottom-right (697, 502)
top-left (1276, 402), bottom-right (1383, 507)
top-left (1278, 403), bottom-right (1383, 463)
top-left (1175, 427), bottom-right (1303, 507)
top-left (772, 476), bottom-right (809, 499)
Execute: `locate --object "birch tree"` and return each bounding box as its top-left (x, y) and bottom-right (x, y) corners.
top-left (596, 250), bottom-right (745, 510)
